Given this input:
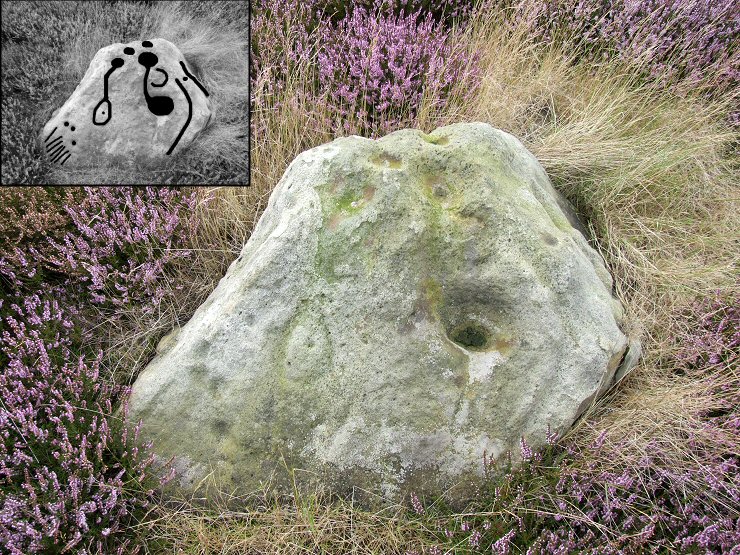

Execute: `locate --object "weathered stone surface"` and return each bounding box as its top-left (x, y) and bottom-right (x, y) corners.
top-left (39, 38), bottom-right (211, 168)
top-left (127, 123), bottom-right (638, 505)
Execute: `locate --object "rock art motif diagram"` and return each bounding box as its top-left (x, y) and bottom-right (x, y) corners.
top-left (44, 121), bottom-right (76, 166)
top-left (39, 38), bottom-right (212, 168)
top-left (92, 57), bottom-right (124, 126)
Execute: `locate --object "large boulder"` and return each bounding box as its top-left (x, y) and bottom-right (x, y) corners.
top-left (128, 123), bottom-right (638, 505)
top-left (39, 38), bottom-right (211, 168)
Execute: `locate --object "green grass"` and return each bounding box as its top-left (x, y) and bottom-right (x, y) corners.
top-left (0, 0), bottom-right (247, 184)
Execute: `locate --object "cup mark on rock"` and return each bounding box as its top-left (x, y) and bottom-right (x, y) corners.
top-left (212, 419), bottom-right (230, 434)
top-left (449, 322), bottom-right (491, 351)
top-left (371, 153), bottom-right (403, 169)
top-left (541, 232), bottom-right (559, 246)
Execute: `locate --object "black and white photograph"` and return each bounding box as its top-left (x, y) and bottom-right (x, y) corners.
top-left (1, 0), bottom-right (248, 184)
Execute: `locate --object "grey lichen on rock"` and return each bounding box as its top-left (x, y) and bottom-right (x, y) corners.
top-left (127, 122), bottom-right (639, 506)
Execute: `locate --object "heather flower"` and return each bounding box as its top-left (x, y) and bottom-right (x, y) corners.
top-left (519, 436), bottom-right (533, 462)
top-left (0, 187), bottom-right (195, 553)
top-left (0, 295), bottom-right (164, 553)
top-left (250, 0), bottom-right (324, 89)
top-left (469, 529), bottom-right (481, 547)
top-left (676, 289), bottom-right (739, 372)
top-left (46, 187), bottom-right (197, 318)
top-left (316, 0), bottom-right (474, 26)
top-left (410, 491), bottom-right (424, 515)
top-left (251, 0), bottom-right (480, 139)
top-left (1, 187), bottom-right (198, 329)
top-left (511, 0), bottom-right (739, 106)
top-left (491, 529), bottom-right (516, 555)
top-left (316, 4), bottom-right (479, 136)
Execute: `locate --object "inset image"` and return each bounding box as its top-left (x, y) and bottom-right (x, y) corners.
top-left (1, 0), bottom-right (248, 184)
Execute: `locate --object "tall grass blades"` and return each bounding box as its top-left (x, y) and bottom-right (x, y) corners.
top-left (510, 0), bottom-right (740, 98)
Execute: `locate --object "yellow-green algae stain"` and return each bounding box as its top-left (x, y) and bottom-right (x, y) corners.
top-left (371, 152), bottom-right (403, 168)
top-left (421, 133), bottom-right (450, 146)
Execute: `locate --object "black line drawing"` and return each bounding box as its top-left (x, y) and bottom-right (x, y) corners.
top-left (139, 52), bottom-right (174, 116)
top-left (179, 61), bottom-right (209, 97)
top-left (47, 141), bottom-right (62, 154)
top-left (49, 145), bottom-right (66, 162)
top-left (50, 151), bottom-right (67, 164)
top-left (167, 78), bottom-right (192, 155)
top-left (93, 58), bottom-right (124, 125)
top-left (151, 68), bottom-right (168, 87)
top-left (46, 137), bottom-right (62, 151)
top-left (45, 122), bottom-right (73, 165)
top-left (49, 145), bottom-right (64, 162)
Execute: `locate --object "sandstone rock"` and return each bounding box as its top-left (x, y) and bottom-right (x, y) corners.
top-left (39, 38), bottom-right (211, 168)
top-left (127, 123), bottom-right (639, 505)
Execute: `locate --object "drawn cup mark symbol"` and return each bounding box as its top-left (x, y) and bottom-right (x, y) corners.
top-left (139, 52), bottom-right (174, 116)
top-left (44, 125), bottom-right (72, 165)
top-left (93, 58), bottom-right (124, 125)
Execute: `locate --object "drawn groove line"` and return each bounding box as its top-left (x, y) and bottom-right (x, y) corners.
top-left (48, 144), bottom-right (65, 160)
top-left (179, 61), bottom-right (209, 97)
top-left (60, 152), bottom-right (71, 166)
top-left (151, 68), bottom-right (168, 88)
top-left (48, 141), bottom-right (63, 153)
top-left (46, 137), bottom-right (63, 151)
top-left (167, 78), bottom-right (192, 155)
top-left (51, 149), bottom-right (69, 164)
top-left (45, 127), bottom-right (57, 142)
top-left (49, 146), bottom-right (68, 163)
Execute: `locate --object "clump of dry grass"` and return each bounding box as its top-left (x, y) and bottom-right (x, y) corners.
top-left (138, 483), bottom-right (434, 554)
top-left (250, 26), bottom-right (336, 204)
